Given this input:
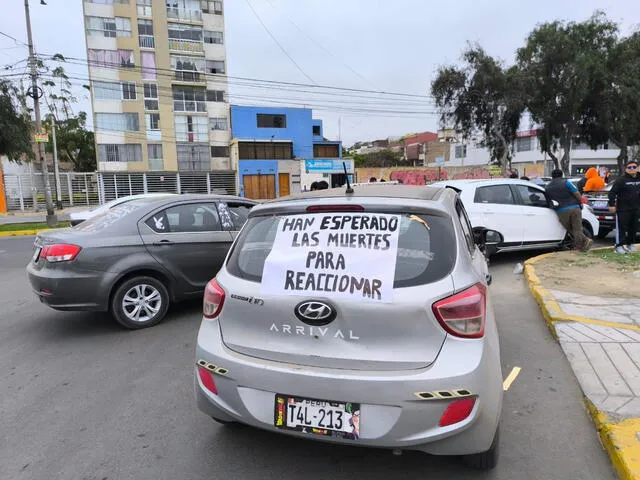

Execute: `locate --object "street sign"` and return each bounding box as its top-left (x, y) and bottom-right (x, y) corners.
top-left (34, 133), bottom-right (48, 143)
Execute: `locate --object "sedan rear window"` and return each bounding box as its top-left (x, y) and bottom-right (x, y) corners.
top-left (226, 213), bottom-right (455, 289)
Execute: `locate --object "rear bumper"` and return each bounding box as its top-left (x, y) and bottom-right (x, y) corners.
top-left (592, 210), bottom-right (616, 230)
top-left (26, 262), bottom-right (116, 311)
top-left (194, 318), bottom-right (503, 456)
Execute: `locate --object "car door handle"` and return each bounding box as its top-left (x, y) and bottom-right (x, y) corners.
top-left (153, 239), bottom-right (174, 246)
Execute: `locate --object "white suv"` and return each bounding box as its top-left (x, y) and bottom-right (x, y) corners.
top-left (431, 179), bottom-right (599, 254)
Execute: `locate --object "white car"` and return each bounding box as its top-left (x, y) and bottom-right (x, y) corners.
top-left (431, 179), bottom-right (599, 254)
top-left (69, 193), bottom-right (178, 226)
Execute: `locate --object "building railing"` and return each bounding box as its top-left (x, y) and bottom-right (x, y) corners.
top-left (168, 38), bottom-right (204, 53)
top-left (166, 7), bottom-right (202, 23)
top-left (138, 34), bottom-right (155, 48)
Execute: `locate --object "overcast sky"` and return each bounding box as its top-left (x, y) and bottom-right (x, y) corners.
top-left (2, 0), bottom-right (639, 146)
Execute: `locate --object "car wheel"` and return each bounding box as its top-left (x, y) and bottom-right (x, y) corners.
top-left (111, 276), bottom-right (170, 329)
top-left (597, 228), bottom-right (612, 239)
top-left (462, 426), bottom-right (499, 470)
top-left (582, 223), bottom-right (593, 240)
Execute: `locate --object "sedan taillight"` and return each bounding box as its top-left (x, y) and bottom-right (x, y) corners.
top-left (203, 279), bottom-right (225, 319)
top-left (432, 283), bottom-right (486, 338)
top-left (41, 244), bottom-right (82, 263)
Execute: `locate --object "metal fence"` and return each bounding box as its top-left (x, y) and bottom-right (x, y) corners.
top-left (3, 171), bottom-right (238, 211)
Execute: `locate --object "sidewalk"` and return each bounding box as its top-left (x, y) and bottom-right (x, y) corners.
top-left (0, 208), bottom-right (84, 225)
top-left (526, 252), bottom-right (640, 480)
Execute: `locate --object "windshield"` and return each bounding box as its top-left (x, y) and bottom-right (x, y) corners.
top-left (226, 212), bottom-right (456, 290)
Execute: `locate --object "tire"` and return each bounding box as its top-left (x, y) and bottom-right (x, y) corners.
top-left (597, 228), bottom-right (612, 239)
top-left (111, 276), bottom-right (170, 329)
top-left (462, 426), bottom-right (499, 470)
top-left (212, 416), bottom-right (236, 426)
top-left (582, 223), bottom-right (594, 240)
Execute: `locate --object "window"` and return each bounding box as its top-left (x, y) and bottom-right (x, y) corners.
top-left (257, 114), bottom-right (286, 128)
top-left (92, 81), bottom-right (121, 100)
top-left (171, 55), bottom-right (205, 81)
top-left (209, 117), bottom-right (228, 131)
top-left (206, 60), bottom-right (225, 74)
top-left (474, 185), bottom-right (515, 205)
top-left (206, 90), bottom-right (225, 102)
top-left (217, 202), bottom-right (252, 231)
top-left (121, 82), bottom-right (136, 100)
top-left (175, 115), bottom-right (208, 142)
top-left (455, 145), bottom-right (467, 159)
top-left (144, 83), bottom-right (159, 110)
top-left (95, 113), bottom-right (140, 132)
top-left (147, 203), bottom-right (221, 233)
top-left (168, 23), bottom-right (203, 42)
top-left (177, 144), bottom-right (210, 170)
top-left (88, 49), bottom-right (134, 68)
top-left (312, 125), bottom-right (321, 135)
top-left (516, 136), bottom-right (532, 152)
top-left (166, 0), bottom-right (203, 22)
top-left (172, 86), bottom-right (206, 112)
top-left (87, 0), bottom-right (129, 4)
top-left (456, 200), bottom-right (475, 253)
top-left (97, 144), bottom-right (142, 162)
top-left (136, 0), bottom-right (152, 17)
top-left (204, 30), bottom-right (223, 44)
top-left (86, 17), bottom-right (131, 37)
top-left (211, 146), bottom-right (229, 157)
top-left (201, 0), bottom-right (222, 14)
top-left (137, 19), bottom-right (154, 48)
top-left (313, 144), bottom-right (340, 158)
top-left (513, 185), bottom-right (549, 208)
top-left (226, 213), bottom-right (455, 287)
top-left (238, 142), bottom-right (293, 159)
top-left (148, 144), bottom-right (163, 170)
top-left (146, 113), bottom-right (160, 131)
top-left (141, 52), bottom-right (156, 79)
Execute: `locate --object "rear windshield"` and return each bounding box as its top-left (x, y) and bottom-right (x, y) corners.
top-left (226, 212), bottom-right (456, 289)
top-left (72, 201), bottom-right (149, 232)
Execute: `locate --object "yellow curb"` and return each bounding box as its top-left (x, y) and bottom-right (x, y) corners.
top-left (586, 398), bottom-right (640, 480)
top-left (0, 230), bottom-right (40, 237)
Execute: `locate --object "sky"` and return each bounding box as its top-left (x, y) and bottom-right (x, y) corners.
top-left (1, 0), bottom-right (639, 146)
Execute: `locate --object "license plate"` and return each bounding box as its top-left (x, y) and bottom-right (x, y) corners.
top-left (593, 202), bottom-right (608, 209)
top-left (32, 246), bottom-right (42, 263)
top-left (274, 394), bottom-right (361, 440)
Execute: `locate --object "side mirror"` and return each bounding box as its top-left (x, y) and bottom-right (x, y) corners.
top-left (472, 227), bottom-right (503, 257)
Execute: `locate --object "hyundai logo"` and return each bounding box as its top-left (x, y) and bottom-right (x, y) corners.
top-left (294, 301), bottom-right (337, 326)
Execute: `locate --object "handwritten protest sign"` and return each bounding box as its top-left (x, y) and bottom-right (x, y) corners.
top-left (261, 213), bottom-right (401, 303)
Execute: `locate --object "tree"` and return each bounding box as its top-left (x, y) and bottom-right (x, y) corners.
top-left (43, 112), bottom-right (96, 172)
top-left (431, 46), bottom-right (525, 170)
top-left (0, 79), bottom-right (34, 162)
top-left (517, 12), bottom-right (618, 174)
top-left (353, 149), bottom-right (403, 168)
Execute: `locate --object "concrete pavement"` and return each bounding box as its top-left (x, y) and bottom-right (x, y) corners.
top-left (0, 236), bottom-right (616, 480)
top-left (526, 250), bottom-right (640, 480)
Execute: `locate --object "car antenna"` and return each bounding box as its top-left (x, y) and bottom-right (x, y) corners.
top-left (343, 161), bottom-right (354, 194)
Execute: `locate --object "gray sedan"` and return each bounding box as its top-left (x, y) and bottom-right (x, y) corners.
top-left (27, 194), bottom-right (257, 329)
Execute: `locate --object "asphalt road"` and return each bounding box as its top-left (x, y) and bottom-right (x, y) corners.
top-left (0, 235), bottom-right (616, 480)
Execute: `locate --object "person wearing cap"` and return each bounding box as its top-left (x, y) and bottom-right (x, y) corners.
top-left (608, 160), bottom-right (640, 254)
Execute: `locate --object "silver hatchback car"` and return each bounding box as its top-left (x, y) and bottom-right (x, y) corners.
top-left (195, 185), bottom-right (503, 469)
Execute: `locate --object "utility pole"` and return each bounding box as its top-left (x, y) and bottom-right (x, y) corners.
top-left (24, 0), bottom-right (57, 226)
top-left (51, 118), bottom-right (62, 209)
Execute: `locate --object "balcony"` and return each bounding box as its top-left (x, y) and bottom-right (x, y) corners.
top-left (166, 7), bottom-right (202, 23)
top-left (168, 39), bottom-right (204, 53)
top-left (138, 34), bottom-right (155, 49)
top-left (173, 71), bottom-right (206, 83)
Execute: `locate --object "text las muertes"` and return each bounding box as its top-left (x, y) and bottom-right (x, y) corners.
top-left (261, 213), bottom-right (401, 303)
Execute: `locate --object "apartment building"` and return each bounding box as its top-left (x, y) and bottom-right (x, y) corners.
top-left (83, 0), bottom-right (230, 173)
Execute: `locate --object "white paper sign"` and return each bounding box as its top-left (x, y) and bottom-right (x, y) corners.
top-left (261, 213), bottom-right (401, 303)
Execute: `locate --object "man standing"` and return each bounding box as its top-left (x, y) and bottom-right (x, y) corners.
top-left (608, 160), bottom-right (640, 254)
top-left (545, 169), bottom-right (593, 252)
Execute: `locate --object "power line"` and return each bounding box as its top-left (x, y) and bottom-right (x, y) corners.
top-left (0, 30), bottom-right (28, 46)
top-left (243, 0), bottom-right (316, 85)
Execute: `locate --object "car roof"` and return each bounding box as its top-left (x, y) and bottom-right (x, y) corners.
top-left (432, 178), bottom-right (544, 188)
top-left (114, 193), bottom-right (256, 210)
top-left (265, 185), bottom-right (443, 203)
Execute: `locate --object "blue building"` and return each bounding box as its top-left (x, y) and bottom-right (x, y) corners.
top-left (229, 106), bottom-right (352, 199)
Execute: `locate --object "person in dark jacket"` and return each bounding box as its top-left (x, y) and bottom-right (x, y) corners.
top-left (608, 160), bottom-right (640, 254)
top-left (545, 169), bottom-right (593, 252)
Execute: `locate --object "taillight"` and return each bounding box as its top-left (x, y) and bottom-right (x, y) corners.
top-left (439, 398), bottom-right (476, 426)
top-left (432, 283), bottom-right (486, 338)
top-left (203, 279), bottom-right (225, 319)
top-left (306, 205), bottom-right (365, 212)
top-left (197, 366), bottom-right (218, 394)
top-left (41, 244), bottom-right (81, 263)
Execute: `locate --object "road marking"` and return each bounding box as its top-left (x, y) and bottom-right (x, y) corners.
top-left (503, 367), bottom-right (521, 391)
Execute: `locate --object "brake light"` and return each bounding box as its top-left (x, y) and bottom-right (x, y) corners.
top-left (203, 278), bottom-right (225, 319)
top-left (197, 366), bottom-right (218, 394)
top-left (41, 244), bottom-right (81, 263)
top-left (439, 398), bottom-right (476, 426)
top-left (432, 283), bottom-right (486, 338)
top-left (306, 205), bottom-right (365, 212)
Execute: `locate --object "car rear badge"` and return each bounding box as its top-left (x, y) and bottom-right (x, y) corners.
top-left (230, 293), bottom-right (264, 306)
top-left (294, 300), bottom-right (337, 326)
